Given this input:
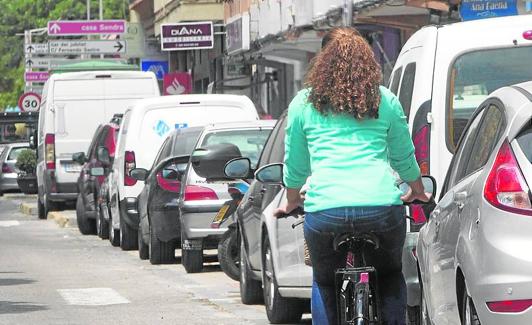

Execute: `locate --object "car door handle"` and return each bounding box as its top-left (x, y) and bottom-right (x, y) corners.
top-left (260, 188), bottom-right (267, 195)
top-left (248, 196), bottom-right (254, 202)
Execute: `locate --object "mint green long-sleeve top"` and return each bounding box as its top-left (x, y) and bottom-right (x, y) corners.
top-left (283, 86), bottom-right (420, 212)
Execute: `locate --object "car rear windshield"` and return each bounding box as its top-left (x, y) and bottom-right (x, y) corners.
top-left (173, 128), bottom-right (202, 156)
top-left (448, 46), bottom-right (532, 152)
top-left (8, 147), bottom-right (29, 161)
top-left (201, 129), bottom-right (272, 168)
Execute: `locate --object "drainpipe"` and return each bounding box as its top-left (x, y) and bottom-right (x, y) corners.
top-left (344, 0), bottom-right (353, 26)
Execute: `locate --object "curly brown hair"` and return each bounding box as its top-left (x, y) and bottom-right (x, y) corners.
top-left (305, 28), bottom-right (382, 119)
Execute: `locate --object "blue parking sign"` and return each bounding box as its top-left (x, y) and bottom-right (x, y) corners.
top-left (141, 60), bottom-right (169, 80)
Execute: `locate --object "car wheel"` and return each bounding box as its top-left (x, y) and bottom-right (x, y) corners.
top-left (149, 226), bottom-right (175, 265)
top-left (96, 204), bottom-right (109, 239)
top-left (462, 289), bottom-right (481, 325)
top-left (38, 195), bottom-right (47, 219)
top-left (239, 238), bottom-right (263, 305)
top-left (218, 227), bottom-right (240, 281)
top-left (181, 229), bottom-right (203, 273)
top-left (262, 235), bottom-right (303, 323)
top-left (76, 194), bottom-right (96, 235)
top-left (119, 218), bottom-right (138, 251)
top-left (138, 227), bottom-right (149, 260)
top-left (419, 280), bottom-right (431, 325)
top-left (106, 203), bottom-right (120, 247)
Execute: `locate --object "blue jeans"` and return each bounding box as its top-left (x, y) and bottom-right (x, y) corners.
top-left (304, 206), bottom-right (407, 325)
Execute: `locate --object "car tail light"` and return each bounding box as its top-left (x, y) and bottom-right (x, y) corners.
top-left (413, 125), bottom-right (430, 175)
top-left (156, 172), bottom-right (181, 193)
top-left (487, 299), bottom-right (532, 313)
top-left (184, 185), bottom-right (218, 201)
top-left (484, 141), bottom-right (532, 215)
top-left (2, 163), bottom-right (12, 173)
top-left (124, 151), bottom-right (136, 186)
top-left (45, 133), bottom-right (55, 170)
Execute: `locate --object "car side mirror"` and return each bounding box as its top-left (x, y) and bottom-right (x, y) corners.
top-left (191, 143), bottom-right (243, 181)
top-left (90, 167), bottom-right (105, 177)
top-left (72, 152), bottom-right (87, 165)
top-left (97, 146), bottom-right (111, 166)
top-left (254, 163), bottom-right (284, 185)
top-left (130, 168), bottom-right (149, 182)
top-left (224, 157), bottom-right (252, 179)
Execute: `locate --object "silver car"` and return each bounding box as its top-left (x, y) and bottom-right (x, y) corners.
top-left (0, 143), bottom-right (30, 194)
top-left (417, 82), bottom-right (532, 324)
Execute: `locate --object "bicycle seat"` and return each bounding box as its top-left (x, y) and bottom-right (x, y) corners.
top-left (333, 232), bottom-right (380, 251)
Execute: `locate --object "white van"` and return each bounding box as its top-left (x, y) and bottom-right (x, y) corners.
top-left (389, 16), bottom-right (532, 199)
top-left (36, 71), bottom-right (160, 219)
top-left (106, 94), bottom-right (259, 250)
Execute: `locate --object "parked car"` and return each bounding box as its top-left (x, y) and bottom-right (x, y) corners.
top-left (73, 118), bottom-right (120, 237)
top-left (389, 15), bottom-right (532, 201)
top-left (135, 127), bottom-right (203, 264)
top-left (417, 82), bottom-right (532, 324)
top-left (105, 94), bottom-right (260, 251)
top-left (178, 120), bottom-right (275, 272)
top-left (36, 70), bottom-right (160, 219)
top-left (193, 113), bottom-right (425, 323)
top-left (0, 143), bottom-right (30, 195)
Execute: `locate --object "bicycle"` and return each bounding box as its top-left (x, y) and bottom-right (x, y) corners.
top-left (287, 176), bottom-right (436, 325)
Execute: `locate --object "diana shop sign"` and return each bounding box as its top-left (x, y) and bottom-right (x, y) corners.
top-left (460, 0), bottom-right (518, 20)
top-left (160, 22), bottom-right (214, 51)
top-left (226, 14), bottom-right (250, 55)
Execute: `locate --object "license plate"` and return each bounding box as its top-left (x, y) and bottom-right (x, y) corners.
top-left (63, 162), bottom-right (82, 173)
top-left (212, 204), bottom-right (230, 226)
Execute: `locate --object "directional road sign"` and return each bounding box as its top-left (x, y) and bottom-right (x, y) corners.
top-left (24, 72), bottom-right (49, 83)
top-left (25, 43), bottom-right (49, 54)
top-left (25, 58), bottom-right (51, 69)
top-left (48, 20), bottom-right (126, 36)
top-left (18, 92), bottom-right (41, 112)
top-left (25, 57), bottom-right (128, 69)
top-left (48, 40), bottom-right (127, 55)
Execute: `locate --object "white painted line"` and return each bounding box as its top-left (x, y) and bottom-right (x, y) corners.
top-left (58, 288), bottom-right (130, 306)
top-left (0, 220), bottom-right (20, 227)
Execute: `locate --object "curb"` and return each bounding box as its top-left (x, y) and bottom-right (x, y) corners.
top-left (19, 202), bottom-right (38, 216)
top-left (48, 211), bottom-right (76, 228)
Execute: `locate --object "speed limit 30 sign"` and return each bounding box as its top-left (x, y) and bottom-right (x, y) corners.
top-left (18, 92), bottom-right (41, 112)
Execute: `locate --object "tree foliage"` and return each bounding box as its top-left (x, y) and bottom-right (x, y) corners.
top-left (0, 0), bottom-right (129, 109)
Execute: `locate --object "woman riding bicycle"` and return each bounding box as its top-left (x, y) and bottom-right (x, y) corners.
top-left (275, 27), bottom-right (429, 325)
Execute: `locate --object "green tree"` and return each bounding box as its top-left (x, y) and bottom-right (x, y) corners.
top-left (0, 0), bottom-right (129, 110)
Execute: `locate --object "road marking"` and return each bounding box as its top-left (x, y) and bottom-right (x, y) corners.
top-left (58, 288), bottom-right (129, 306)
top-left (0, 220), bottom-right (20, 227)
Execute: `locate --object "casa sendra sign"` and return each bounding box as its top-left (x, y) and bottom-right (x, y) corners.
top-left (160, 22), bottom-right (214, 51)
top-left (226, 14), bottom-right (250, 55)
top-left (460, 0), bottom-right (518, 20)
top-left (48, 20), bottom-right (126, 36)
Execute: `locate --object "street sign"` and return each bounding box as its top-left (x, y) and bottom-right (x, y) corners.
top-left (460, 0), bottom-right (518, 20)
top-left (48, 20), bottom-right (126, 36)
top-left (48, 40), bottom-right (127, 55)
top-left (141, 60), bottom-right (169, 80)
top-left (25, 57), bottom-right (128, 69)
top-left (161, 22), bottom-right (214, 51)
top-left (24, 85), bottom-right (43, 94)
top-left (18, 92), bottom-right (41, 112)
top-left (24, 72), bottom-right (49, 83)
top-left (163, 72), bottom-right (192, 95)
top-left (25, 43), bottom-right (48, 54)
top-left (121, 23), bottom-right (146, 58)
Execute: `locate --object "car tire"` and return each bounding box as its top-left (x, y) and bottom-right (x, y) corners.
top-left (239, 238), bottom-right (263, 305)
top-left (407, 306), bottom-right (421, 325)
top-left (218, 227), bottom-right (240, 281)
top-left (119, 218), bottom-right (138, 251)
top-left (38, 196), bottom-right (47, 219)
top-left (76, 195), bottom-right (96, 235)
top-left (461, 289), bottom-right (481, 325)
top-left (181, 229), bottom-right (203, 273)
top-left (262, 235), bottom-right (303, 323)
top-left (106, 203), bottom-right (120, 247)
top-left (96, 204), bottom-right (109, 240)
top-left (419, 277), bottom-right (431, 325)
top-left (149, 226), bottom-right (175, 265)
top-left (138, 227), bottom-right (149, 260)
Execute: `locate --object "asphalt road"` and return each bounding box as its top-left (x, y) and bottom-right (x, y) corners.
top-left (0, 195), bottom-right (311, 325)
